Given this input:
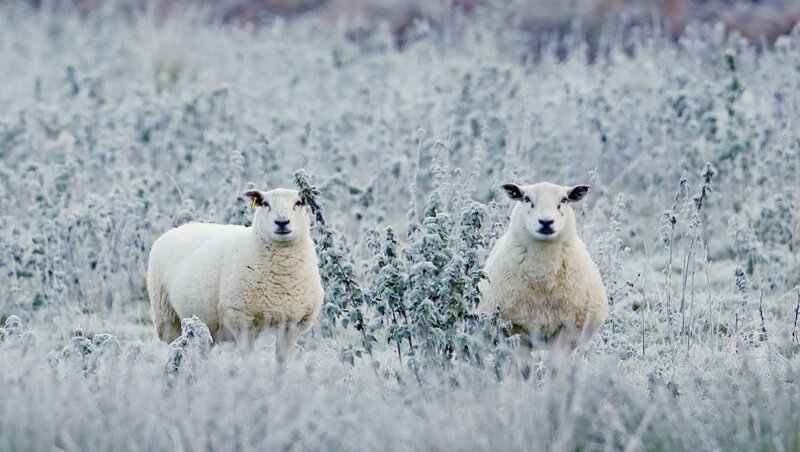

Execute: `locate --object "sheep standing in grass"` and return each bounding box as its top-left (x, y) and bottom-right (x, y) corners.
top-left (478, 182), bottom-right (608, 353)
top-left (147, 188), bottom-right (323, 365)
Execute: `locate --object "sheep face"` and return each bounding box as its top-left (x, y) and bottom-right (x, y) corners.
top-left (502, 182), bottom-right (590, 242)
top-left (244, 188), bottom-right (311, 244)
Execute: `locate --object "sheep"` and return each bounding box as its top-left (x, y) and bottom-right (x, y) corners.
top-left (477, 182), bottom-right (608, 355)
top-left (147, 188), bottom-right (323, 365)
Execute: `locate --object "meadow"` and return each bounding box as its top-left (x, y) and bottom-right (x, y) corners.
top-left (1, 2), bottom-right (799, 450)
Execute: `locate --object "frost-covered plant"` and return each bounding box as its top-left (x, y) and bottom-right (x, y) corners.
top-left (61, 327), bottom-right (94, 362)
top-left (594, 194), bottom-right (631, 308)
top-left (0, 315), bottom-right (35, 352)
top-left (675, 163), bottom-right (716, 352)
top-left (295, 162), bottom-right (511, 372)
top-left (2, 4), bottom-right (800, 449)
top-left (165, 316), bottom-right (213, 377)
top-left (368, 227), bottom-right (407, 360)
top-left (344, 191), bottom-right (511, 373)
top-left (753, 188), bottom-right (796, 289)
top-left (293, 169), bottom-right (366, 345)
top-left (733, 266), bottom-right (750, 337)
top-left (58, 327), bottom-right (123, 379)
top-left (92, 333), bottom-right (122, 357)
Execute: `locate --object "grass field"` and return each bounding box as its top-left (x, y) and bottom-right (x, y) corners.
top-left (1, 2), bottom-right (799, 450)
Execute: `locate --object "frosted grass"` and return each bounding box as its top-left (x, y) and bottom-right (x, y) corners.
top-left (1, 3), bottom-right (799, 450)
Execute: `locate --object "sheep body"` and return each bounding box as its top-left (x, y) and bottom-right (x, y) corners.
top-left (478, 182), bottom-right (607, 349)
top-left (147, 188), bottom-right (323, 362)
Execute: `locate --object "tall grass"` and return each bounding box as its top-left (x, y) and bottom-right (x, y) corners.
top-left (0, 3), bottom-right (798, 450)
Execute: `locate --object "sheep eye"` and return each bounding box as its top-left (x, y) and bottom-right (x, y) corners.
top-left (262, 201), bottom-right (270, 209)
top-left (561, 197), bottom-right (568, 204)
top-left (294, 200), bottom-right (304, 208)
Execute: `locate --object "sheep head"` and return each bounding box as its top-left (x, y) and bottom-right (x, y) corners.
top-left (244, 188), bottom-right (311, 244)
top-left (501, 182), bottom-right (589, 242)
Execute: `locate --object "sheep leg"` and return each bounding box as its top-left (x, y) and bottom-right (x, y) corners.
top-left (515, 347), bottom-right (533, 380)
top-left (219, 309), bottom-right (258, 351)
top-left (151, 286), bottom-right (181, 342)
top-left (224, 325), bottom-right (257, 352)
top-left (513, 332), bottom-right (536, 380)
top-left (550, 322), bottom-right (581, 357)
top-left (510, 324), bottom-right (538, 380)
top-left (275, 323), bottom-right (303, 368)
top-left (237, 330), bottom-right (258, 352)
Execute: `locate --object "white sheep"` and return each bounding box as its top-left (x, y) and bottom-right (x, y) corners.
top-left (147, 188), bottom-right (323, 364)
top-left (477, 182), bottom-right (608, 353)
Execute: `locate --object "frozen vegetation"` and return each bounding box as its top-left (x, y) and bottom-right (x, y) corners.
top-left (1, 2), bottom-right (799, 450)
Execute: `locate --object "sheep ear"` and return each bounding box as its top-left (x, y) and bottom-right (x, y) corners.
top-left (243, 190), bottom-right (265, 207)
top-left (501, 184), bottom-right (524, 201)
top-left (567, 185), bottom-right (590, 202)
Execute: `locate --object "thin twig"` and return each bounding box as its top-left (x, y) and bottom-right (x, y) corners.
top-left (792, 286), bottom-right (800, 345)
top-left (704, 245), bottom-right (714, 350)
top-left (641, 244), bottom-right (649, 357)
top-left (758, 288), bottom-right (767, 341)
top-left (165, 172), bottom-right (185, 203)
top-left (687, 244), bottom-right (696, 355)
top-left (665, 211), bottom-right (677, 367)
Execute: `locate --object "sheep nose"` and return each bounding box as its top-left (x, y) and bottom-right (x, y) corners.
top-left (539, 219), bottom-right (554, 227)
top-left (275, 219), bottom-right (290, 227)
